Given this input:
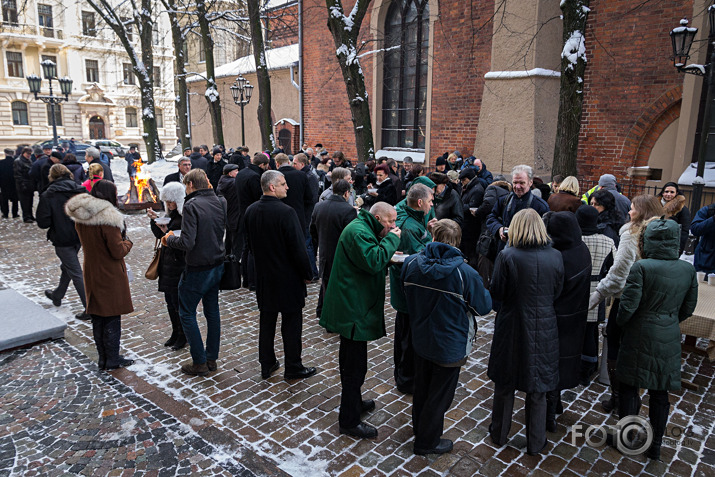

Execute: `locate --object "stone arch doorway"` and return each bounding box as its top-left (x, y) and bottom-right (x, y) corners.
top-left (278, 128), bottom-right (292, 154)
top-left (89, 115), bottom-right (106, 139)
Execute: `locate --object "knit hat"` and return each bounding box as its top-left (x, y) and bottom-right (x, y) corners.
top-left (459, 168), bottom-right (476, 181)
top-left (575, 205), bottom-right (599, 236)
top-left (435, 157), bottom-right (447, 167)
top-left (409, 175), bottom-right (436, 190)
top-left (598, 174), bottom-right (617, 190)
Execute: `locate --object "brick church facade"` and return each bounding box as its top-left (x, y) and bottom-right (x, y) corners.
top-left (288, 0), bottom-right (706, 187)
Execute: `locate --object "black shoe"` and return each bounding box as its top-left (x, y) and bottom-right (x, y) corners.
top-left (106, 358), bottom-right (134, 370)
top-left (397, 383), bottom-right (414, 394)
top-left (164, 335), bottom-right (177, 347)
top-left (74, 312), bottom-right (91, 321)
top-left (285, 366), bottom-right (317, 380)
top-left (414, 438), bottom-right (453, 456)
top-left (207, 360), bottom-right (217, 372)
top-left (12, 214), bottom-right (20, 218)
top-left (44, 289), bottom-right (61, 307)
top-left (361, 399), bottom-right (376, 413)
top-left (546, 418), bottom-right (557, 433)
top-left (171, 336), bottom-right (187, 350)
top-left (261, 361), bottom-right (280, 379)
top-left (339, 422), bottom-right (378, 439)
top-left (23, 218), bottom-right (35, 223)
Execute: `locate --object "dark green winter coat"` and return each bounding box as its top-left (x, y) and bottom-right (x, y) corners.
top-left (616, 219), bottom-right (698, 391)
top-left (389, 206), bottom-right (431, 313)
top-left (319, 208), bottom-right (400, 341)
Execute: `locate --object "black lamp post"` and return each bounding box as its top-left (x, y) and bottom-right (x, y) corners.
top-left (230, 75), bottom-right (254, 147)
top-left (670, 5), bottom-right (715, 212)
top-left (26, 59), bottom-right (73, 148)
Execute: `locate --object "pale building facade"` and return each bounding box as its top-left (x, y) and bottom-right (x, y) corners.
top-left (0, 0), bottom-right (177, 152)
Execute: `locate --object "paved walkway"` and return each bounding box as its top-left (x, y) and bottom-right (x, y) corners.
top-left (1, 212), bottom-right (714, 476)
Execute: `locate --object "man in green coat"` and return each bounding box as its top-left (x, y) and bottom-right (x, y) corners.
top-left (616, 218), bottom-right (698, 460)
top-left (389, 184), bottom-right (436, 394)
top-left (320, 202), bottom-right (401, 439)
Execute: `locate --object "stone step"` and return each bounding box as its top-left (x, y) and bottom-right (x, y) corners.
top-left (0, 287), bottom-right (66, 352)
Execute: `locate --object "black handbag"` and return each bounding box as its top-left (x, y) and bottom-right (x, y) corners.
top-left (220, 254), bottom-right (241, 290)
top-left (684, 234), bottom-right (699, 255)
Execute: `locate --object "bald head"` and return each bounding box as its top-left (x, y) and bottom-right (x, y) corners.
top-left (369, 202), bottom-right (397, 238)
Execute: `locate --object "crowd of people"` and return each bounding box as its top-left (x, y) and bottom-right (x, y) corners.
top-left (1, 141), bottom-right (711, 460)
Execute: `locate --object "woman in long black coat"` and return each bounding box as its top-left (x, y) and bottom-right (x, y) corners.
top-left (542, 212), bottom-right (592, 432)
top-left (590, 189), bottom-right (624, 247)
top-left (147, 182), bottom-right (186, 350)
top-left (488, 208), bottom-right (564, 456)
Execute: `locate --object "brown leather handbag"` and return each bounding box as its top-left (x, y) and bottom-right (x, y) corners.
top-left (145, 239), bottom-right (161, 280)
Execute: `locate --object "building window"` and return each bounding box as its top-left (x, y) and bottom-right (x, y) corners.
top-left (122, 63), bottom-right (135, 85)
top-left (82, 11), bottom-right (96, 37)
top-left (152, 26), bottom-right (160, 46)
top-left (46, 103), bottom-right (62, 126)
top-left (126, 107), bottom-right (138, 127)
top-left (6, 51), bottom-right (23, 77)
top-left (38, 4), bottom-right (53, 36)
top-left (153, 66), bottom-right (161, 87)
top-left (11, 101), bottom-right (28, 125)
top-left (86, 59), bottom-right (99, 83)
top-left (278, 128), bottom-right (292, 154)
top-left (2, 0), bottom-right (18, 25)
top-left (381, 0), bottom-right (429, 150)
top-left (156, 108), bottom-right (164, 128)
top-left (121, 17), bottom-right (133, 42)
top-left (182, 42), bottom-right (189, 65)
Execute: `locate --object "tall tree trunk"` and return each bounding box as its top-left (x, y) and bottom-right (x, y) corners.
top-left (325, 0), bottom-right (375, 163)
top-left (552, 0), bottom-right (590, 178)
top-left (247, 0), bottom-right (275, 151)
top-left (164, 0), bottom-right (191, 150)
top-left (86, 0), bottom-right (162, 163)
top-left (196, 0), bottom-right (224, 147)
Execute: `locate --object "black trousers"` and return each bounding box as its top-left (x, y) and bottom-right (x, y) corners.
top-left (582, 321), bottom-right (599, 368)
top-left (606, 299), bottom-right (622, 361)
top-left (339, 336), bottom-right (368, 428)
top-left (413, 354), bottom-right (460, 449)
top-left (164, 288), bottom-right (184, 340)
top-left (394, 311), bottom-right (415, 391)
top-left (0, 189), bottom-right (18, 217)
top-left (17, 189), bottom-right (33, 220)
top-left (241, 243), bottom-right (255, 288)
top-left (620, 384), bottom-right (669, 446)
top-left (316, 269), bottom-right (331, 318)
top-left (259, 309), bottom-right (304, 373)
top-left (490, 382), bottom-right (547, 454)
top-left (91, 314), bottom-right (121, 369)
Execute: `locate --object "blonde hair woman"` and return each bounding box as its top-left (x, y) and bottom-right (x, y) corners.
top-left (83, 163), bottom-right (104, 192)
top-left (547, 176), bottom-right (582, 212)
top-left (488, 208), bottom-right (564, 456)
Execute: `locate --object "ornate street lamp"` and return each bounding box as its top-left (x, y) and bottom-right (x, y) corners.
top-left (26, 59), bottom-right (73, 148)
top-left (230, 75), bottom-right (253, 147)
top-left (670, 5), bottom-right (715, 212)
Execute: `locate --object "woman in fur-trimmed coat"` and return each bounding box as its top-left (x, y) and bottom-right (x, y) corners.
top-left (658, 182), bottom-right (691, 256)
top-left (65, 180), bottom-right (134, 370)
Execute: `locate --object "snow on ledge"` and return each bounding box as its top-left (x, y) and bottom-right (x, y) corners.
top-left (375, 149), bottom-right (425, 163)
top-left (275, 118), bottom-right (299, 126)
top-left (484, 68), bottom-right (561, 80)
top-left (188, 44), bottom-right (298, 83)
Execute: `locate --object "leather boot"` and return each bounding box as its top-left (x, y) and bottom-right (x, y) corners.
top-left (647, 392), bottom-right (670, 460)
top-left (545, 390), bottom-right (558, 432)
top-left (601, 359), bottom-right (620, 416)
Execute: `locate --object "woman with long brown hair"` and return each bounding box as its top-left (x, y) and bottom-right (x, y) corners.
top-left (588, 195), bottom-right (663, 410)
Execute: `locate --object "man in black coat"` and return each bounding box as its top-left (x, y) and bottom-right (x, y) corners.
top-left (164, 158), bottom-right (192, 185)
top-left (0, 148), bottom-right (19, 218)
top-left (29, 145), bottom-right (52, 192)
top-left (36, 164), bottom-right (89, 320)
top-left (293, 153), bottom-right (320, 279)
top-left (206, 147), bottom-right (226, 191)
top-left (216, 164), bottom-right (240, 255)
top-left (275, 153), bottom-right (314, 232)
top-left (310, 179), bottom-right (357, 318)
top-left (243, 170), bottom-right (316, 381)
top-left (189, 146), bottom-right (208, 172)
top-left (13, 147), bottom-right (35, 222)
top-left (235, 153), bottom-right (269, 289)
top-left (125, 146), bottom-right (142, 177)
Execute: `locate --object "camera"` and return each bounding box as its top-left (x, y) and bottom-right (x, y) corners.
top-left (503, 227), bottom-right (509, 238)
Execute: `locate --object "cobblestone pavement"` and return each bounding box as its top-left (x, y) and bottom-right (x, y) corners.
top-left (1, 211), bottom-right (714, 476)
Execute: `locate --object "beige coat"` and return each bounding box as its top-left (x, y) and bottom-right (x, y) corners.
top-left (65, 194), bottom-right (133, 317)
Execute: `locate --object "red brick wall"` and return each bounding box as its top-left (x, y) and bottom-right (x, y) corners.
top-left (266, 3), bottom-right (299, 49)
top-left (302, 0), bottom-right (494, 165)
top-left (577, 1), bottom-right (692, 182)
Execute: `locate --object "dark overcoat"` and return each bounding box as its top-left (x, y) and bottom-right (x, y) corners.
top-left (310, 194), bottom-right (357, 281)
top-left (244, 196), bottom-right (313, 312)
top-left (544, 212), bottom-right (592, 390)
top-left (487, 244), bottom-right (563, 392)
top-left (278, 165), bottom-right (314, 232)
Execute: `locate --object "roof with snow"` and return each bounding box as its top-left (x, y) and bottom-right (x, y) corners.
top-left (264, 0), bottom-right (297, 10)
top-left (187, 44), bottom-right (298, 83)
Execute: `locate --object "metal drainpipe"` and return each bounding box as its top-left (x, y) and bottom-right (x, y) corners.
top-left (299, 0), bottom-right (304, 147)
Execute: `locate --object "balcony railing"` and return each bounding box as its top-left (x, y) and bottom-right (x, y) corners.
top-left (0, 22), bottom-right (63, 39)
